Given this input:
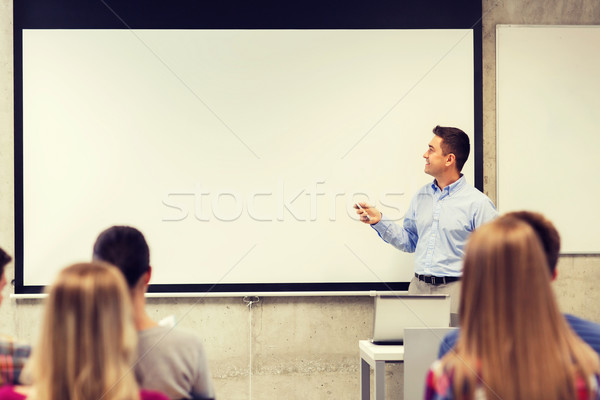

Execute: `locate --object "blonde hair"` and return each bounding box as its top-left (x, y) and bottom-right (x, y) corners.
top-left (443, 216), bottom-right (599, 399)
top-left (30, 262), bottom-right (140, 400)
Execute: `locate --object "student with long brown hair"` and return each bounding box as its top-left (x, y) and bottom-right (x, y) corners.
top-left (0, 262), bottom-right (168, 400)
top-left (425, 215), bottom-right (600, 399)
top-left (438, 211), bottom-right (600, 359)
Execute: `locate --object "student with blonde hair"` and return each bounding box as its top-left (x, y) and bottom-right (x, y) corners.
top-left (0, 262), bottom-right (168, 400)
top-left (425, 215), bottom-right (600, 399)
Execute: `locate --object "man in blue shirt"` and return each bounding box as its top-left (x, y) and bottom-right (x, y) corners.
top-left (356, 126), bottom-right (497, 325)
top-left (438, 211), bottom-right (600, 358)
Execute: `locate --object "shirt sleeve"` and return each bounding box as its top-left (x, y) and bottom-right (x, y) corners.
top-left (424, 361), bottom-right (454, 400)
top-left (140, 389), bottom-right (171, 400)
top-left (424, 368), bottom-right (437, 400)
top-left (0, 386), bottom-right (27, 400)
top-left (437, 330), bottom-right (459, 359)
top-left (191, 341), bottom-right (215, 399)
top-left (473, 197), bottom-right (498, 229)
top-left (371, 200), bottom-right (419, 253)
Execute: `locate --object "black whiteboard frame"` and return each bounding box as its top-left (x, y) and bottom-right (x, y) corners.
top-left (13, 0), bottom-right (483, 295)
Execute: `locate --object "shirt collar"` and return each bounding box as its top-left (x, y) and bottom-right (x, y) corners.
top-left (431, 174), bottom-right (466, 195)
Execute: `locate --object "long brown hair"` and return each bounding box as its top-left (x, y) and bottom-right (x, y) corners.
top-left (29, 262), bottom-right (139, 400)
top-left (443, 216), bottom-right (599, 399)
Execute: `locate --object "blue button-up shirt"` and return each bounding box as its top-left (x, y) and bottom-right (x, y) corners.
top-left (372, 176), bottom-right (497, 277)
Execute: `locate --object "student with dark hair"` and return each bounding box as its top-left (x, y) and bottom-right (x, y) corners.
top-left (93, 226), bottom-right (151, 288)
top-left (438, 210), bottom-right (600, 358)
top-left (93, 226), bottom-right (215, 400)
top-left (0, 249), bottom-right (10, 307)
top-left (425, 216), bottom-right (600, 400)
top-left (0, 247), bottom-right (31, 386)
top-left (356, 126), bottom-right (497, 325)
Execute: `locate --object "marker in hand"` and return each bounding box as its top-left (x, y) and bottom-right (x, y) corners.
top-left (355, 202), bottom-right (371, 221)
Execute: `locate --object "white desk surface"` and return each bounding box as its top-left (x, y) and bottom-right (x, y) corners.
top-left (359, 339), bottom-right (405, 362)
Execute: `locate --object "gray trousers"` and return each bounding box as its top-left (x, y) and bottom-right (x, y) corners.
top-left (408, 276), bottom-right (461, 327)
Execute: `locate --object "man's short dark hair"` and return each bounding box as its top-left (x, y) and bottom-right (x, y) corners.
top-left (506, 211), bottom-right (561, 275)
top-left (432, 125), bottom-right (470, 172)
top-left (92, 226), bottom-right (150, 288)
top-left (0, 247), bottom-right (12, 277)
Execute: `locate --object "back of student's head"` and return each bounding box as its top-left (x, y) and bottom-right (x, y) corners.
top-left (450, 215), bottom-right (598, 400)
top-left (93, 225), bottom-right (150, 288)
top-left (505, 210), bottom-right (561, 275)
top-left (459, 215), bottom-right (554, 330)
top-left (0, 246), bottom-right (11, 277)
top-left (432, 125), bottom-right (470, 172)
top-left (32, 262), bottom-right (139, 400)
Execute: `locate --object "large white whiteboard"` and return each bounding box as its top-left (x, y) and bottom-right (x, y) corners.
top-left (21, 29), bottom-right (475, 290)
top-left (497, 25), bottom-right (600, 253)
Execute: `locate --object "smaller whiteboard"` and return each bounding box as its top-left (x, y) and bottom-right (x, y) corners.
top-left (497, 25), bottom-right (600, 254)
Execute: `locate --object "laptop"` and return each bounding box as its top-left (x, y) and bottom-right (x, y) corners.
top-left (371, 294), bottom-right (451, 344)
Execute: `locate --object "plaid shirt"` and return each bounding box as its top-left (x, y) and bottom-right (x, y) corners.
top-left (425, 359), bottom-right (600, 400)
top-left (0, 336), bottom-right (31, 386)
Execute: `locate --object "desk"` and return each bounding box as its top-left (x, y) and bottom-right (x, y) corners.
top-left (359, 340), bottom-right (404, 400)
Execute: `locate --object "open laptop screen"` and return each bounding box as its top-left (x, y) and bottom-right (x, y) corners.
top-left (372, 294), bottom-right (451, 344)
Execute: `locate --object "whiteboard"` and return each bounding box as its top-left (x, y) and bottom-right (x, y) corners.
top-left (496, 25), bottom-right (600, 253)
top-left (20, 29), bottom-right (476, 292)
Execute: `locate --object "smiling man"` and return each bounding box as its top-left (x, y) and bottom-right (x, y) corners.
top-left (356, 126), bottom-right (497, 325)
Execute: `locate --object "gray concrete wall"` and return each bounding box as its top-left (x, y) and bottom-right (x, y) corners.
top-left (1, 1), bottom-right (599, 399)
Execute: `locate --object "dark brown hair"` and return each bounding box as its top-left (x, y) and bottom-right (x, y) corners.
top-left (0, 247), bottom-right (11, 277)
top-left (432, 125), bottom-right (470, 172)
top-left (506, 210), bottom-right (561, 275)
top-left (92, 226), bottom-right (150, 288)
